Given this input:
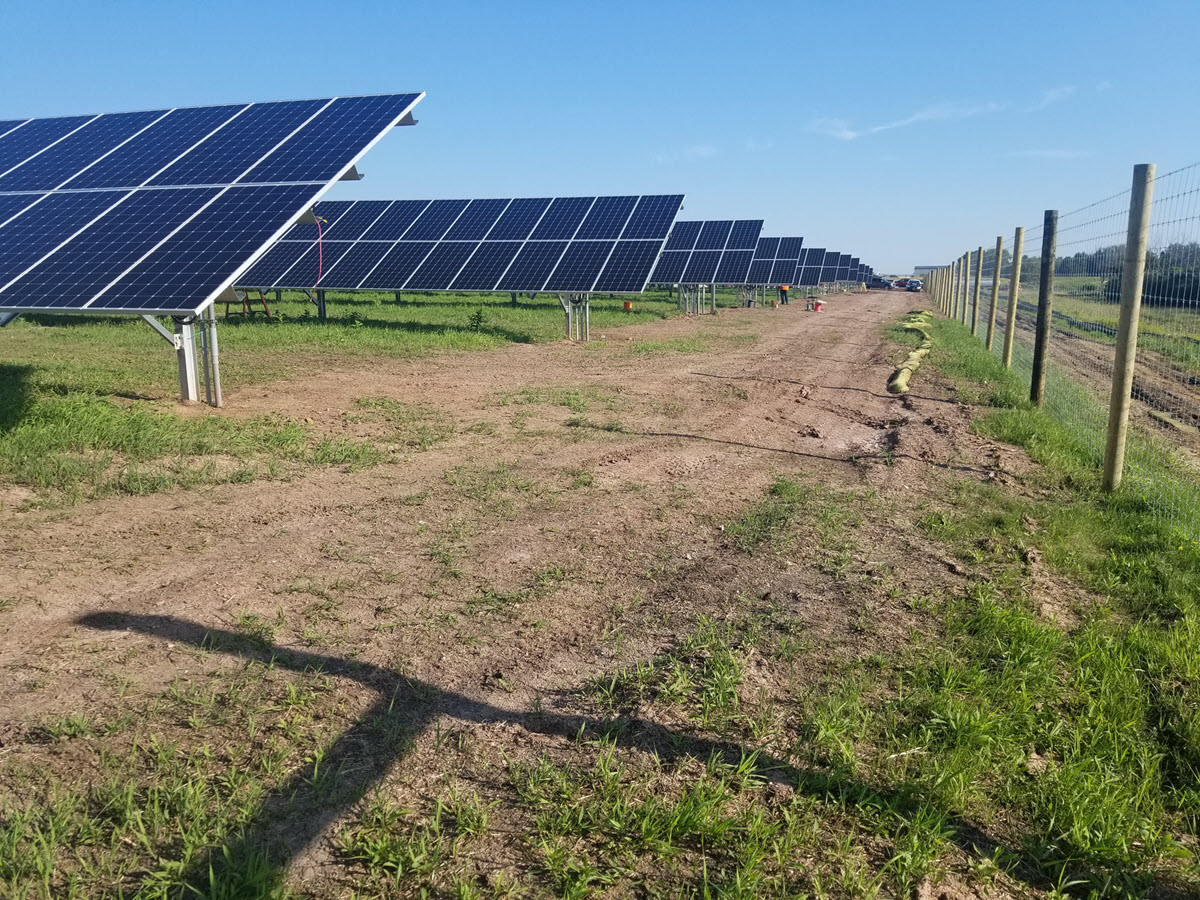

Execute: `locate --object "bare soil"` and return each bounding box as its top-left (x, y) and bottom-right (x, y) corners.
top-left (0, 292), bottom-right (1048, 894)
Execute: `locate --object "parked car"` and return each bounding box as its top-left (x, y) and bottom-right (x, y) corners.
top-left (906, 280), bottom-right (923, 292)
top-left (893, 278), bottom-right (910, 288)
top-left (867, 276), bottom-right (892, 289)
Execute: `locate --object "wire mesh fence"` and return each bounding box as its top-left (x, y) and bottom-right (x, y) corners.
top-left (928, 163), bottom-right (1200, 539)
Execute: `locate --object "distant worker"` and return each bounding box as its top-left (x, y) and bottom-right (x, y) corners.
top-left (778, 284), bottom-right (789, 306)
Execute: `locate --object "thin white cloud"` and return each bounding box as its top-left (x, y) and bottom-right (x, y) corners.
top-left (1096, 80), bottom-right (1113, 93)
top-left (1009, 149), bottom-right (1090, 159)
top-left (1025, 85), bottom-right (1075, 111)
top-left (654, 144), bottom-right (718, 165)
top-left (744, 137), bottom-right (774, 152)
top-left (810, 101), bottom-right (1003, 141)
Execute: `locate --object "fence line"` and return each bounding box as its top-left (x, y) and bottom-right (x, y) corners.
top-left (926, 163), bottom-right (1200, 538)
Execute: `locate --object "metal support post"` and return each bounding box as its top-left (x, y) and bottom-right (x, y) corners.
top-left (1030, 210), bottom-right (1058, 407)
top-left (972, 245), bottom-right (983, 336)
top-left (395, 291), bottom-right (403, 304)
top-left (199, 308), bottom-right (213, 406)
top-left (174, 317), bottom-right (200, 403)
top-left (1003, 227), bottom-right (1024, 368)
top-left (316, 289), bottom-right (327, 321)
top-left (986, 236), bottom-right (1003, 350)
top-left (1103, 163), bottom-right (1155, 492)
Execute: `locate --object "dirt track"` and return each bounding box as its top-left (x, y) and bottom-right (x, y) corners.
top-left (0, 291), bottom-right (1031, 888)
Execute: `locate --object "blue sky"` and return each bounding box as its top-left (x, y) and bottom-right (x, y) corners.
top-left (3, 0), bottom-right (1198, 273)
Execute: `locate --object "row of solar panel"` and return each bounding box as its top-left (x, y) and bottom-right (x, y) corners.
top-left (0, 94), bottom-right (426, 313)
top-left (281, 196), bottom-right (684, 244)
top-left (663, 219), bottom-right (763, 252)
top-left (0, 95), bottom-right (420, 195)
top-left (243, 238), bottom-right (666, 293)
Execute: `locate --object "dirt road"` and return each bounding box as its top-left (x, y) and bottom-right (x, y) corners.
top-left (0, 291), bottom-right (1026, 892)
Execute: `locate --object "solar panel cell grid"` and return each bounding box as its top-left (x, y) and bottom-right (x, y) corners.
top-left (695, 220), bottom-right (733, 250)
top-left (320, 241), bottom-right (393, 287)
top-left (594, 240), bottom-right (663, 292)
top-left (530, 197), bottom-right (594, 240)
top-left (360, 199), bottom-right (430, 241)
top-left (359, 242), bottom-right (435, 290)
top-left (755, 237), bottom-right (780, 259)
top-left (574, 195), bottom-right (637, 240)
top-left (405, 241), bottom-right (478, 289)
top-left (0, 116), bottom-right (96, 175)
top-left (4, 186), bottom-right (220, 308)
top-left (322, 200), bottom-right (392, 239)
top-left (450, 240), bottom-right (523, 291)
top-left (402, 199), bottom-right (470, 241)
top-left (682, 249), bottom-right (722, 283)
top-left (620, 194), bottom-right (684, 239)
top-left (713, 249), bottom-right (754, 284)
top-left (95, 183), bottom-right (319, 309)
top-left (726, 220), bottom-right (763, 250)
top-left (664, 220), bottom-right (702, 251)
top-left (496, 241), bottom-right (567, 292)
top-left (543, 240), bottom-right (613, 291)
top-left (0, 110), bottom-right (165, 193)
top-left (778, 237), bottom-right (804, 259)
top-left (486, 197), bottom-right (551, 240)
top-left (649, 250), bottom-right (689, 284)
top-left (65, 105), bottom-right (248, 190)
top-left (443, 198), bottom-right (510, 241)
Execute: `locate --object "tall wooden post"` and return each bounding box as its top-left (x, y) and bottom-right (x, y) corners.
top-left (1103, 164), bottom-right (1155, 492)
top-left (1003, 227), bottom-right (1024, 368)
top-left (1030, 210), bottom-right (1058, 407)
top-left (972, 245), bottom-right (984, 336)
top-left (986, 235), bottom-right (1003, 350)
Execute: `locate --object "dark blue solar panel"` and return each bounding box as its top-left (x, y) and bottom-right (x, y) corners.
top-left (681, 250), bottom-right (721, 283)
top-left (530, 197), bottom-right (593, 240)
top-left (450, 241), bottom-right (522, 291)
top-left (358, 242), bottom-right (435, 290)
top-left (649, 250), bottom-right (689, 283)
top-left (0, 121), bottom-right (30, 141)
top-left (798, 266), bottom-right (821, 286)
top-left (726, 220), bottom-right (763, 250)
top-left (714, 250), bottom-right (754, 284)
top-left (620, 194), bottom-right (683, 239)
top-left (593, 240), bottom-right (662, 292)
top-left (443, 198), bottom-right (509, 240)
top-left (497, 241), bottom-right (567, 291)
top-left (850, 257), bottom-right (859, 268)
top-left (0, 111), bottom-right (164, 192)
top-left (3, 187), bottom-right (219, 308)
top-left (779, 237), bottom-right (804, 259)
top-left (770, 260), bottom-right (797, 284)
top-left (839, 254), bottom-right (851, 268)
top-left (405, 242), bottom-right (479, 289)
top-left (149, 100), bottom-right (326, 186)
top-left (321, 241), bottom-right (393, 288)
top-left (403, 199), bottom-right (469, 240)
top-left (805, 249), bottom-right (825, 266)
top-left (575, 196), bottom-right (637, 240)
top-left (282, 199), bottom-right (354, 241)
top-left (96, 184), bottom-right (327, 311)
top-left (755, 237), bottom-right (780, 260)
top-left (820, 265), bottom-right (839, 281)
top-left (63, 105), bottom-right (248, 189)
top-left (323, 200), bottom-right (393, 239)
top-left (665, 221), bottom-right (702, 251)
top-left (746, 259), bottom-right (774, 283)
top-left (695, 221), bottom-right (733, 251)
top-left (239, 241), bottom-right (310, 286)
top-left (361, 199), bottom-right (431, 240)
top-left (543, 240), bottom-right (614, 292)
top-left (0, 190), bottom-right (126, 287)
top-left (823, 251), bottom-right (840, 266)
top-left (242, 94), bottom-right (422, 184)
top-left (0, 116), bottom-right (95, 174)
top-left (0, 193), bottom-right (44, 225)
top-left (486, 197), bottom-right (551, 240)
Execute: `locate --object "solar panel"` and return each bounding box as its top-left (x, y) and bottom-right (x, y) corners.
top-left (648, 219), bottom-right (763, 285)
top-left (241, 194), bottom-right (685, 294)
top-left (747, 236), bottom-right (803, 285)
top-left (837, 253), bottom-right (852, 281)
top-left (797, 247), bottom-right (825, 286)
top-left (0, 93), bottom-right (425, 315)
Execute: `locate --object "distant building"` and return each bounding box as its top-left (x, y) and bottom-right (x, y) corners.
top-left (913, 265), bottom-right (937, 277)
